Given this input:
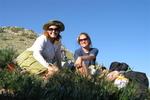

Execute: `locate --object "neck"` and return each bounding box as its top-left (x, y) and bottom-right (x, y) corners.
top-left (50, 38), bottom-right (55, 44)
top-left (82, 46), bottom-right (90, 53)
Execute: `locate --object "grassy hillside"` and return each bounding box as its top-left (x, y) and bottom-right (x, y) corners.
top-left (0, 26), bottom-right (37, 54)
top-left (0, 26), bottom-right (73, 59)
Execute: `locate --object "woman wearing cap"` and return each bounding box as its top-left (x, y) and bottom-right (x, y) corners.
top-left (16, 20), bottom-right (65, 79)
top-left (74, 32), bottom-right (99, 77)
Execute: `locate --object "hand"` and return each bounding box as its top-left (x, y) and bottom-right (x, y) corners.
top-left (78, 66), bottom-right (87, 73)
top-left (74, 57), bottom-right (82, 68)
top-left (43, 65), bottom-right (59, 80)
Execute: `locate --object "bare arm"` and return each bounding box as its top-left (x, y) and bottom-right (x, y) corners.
top-left (80, 54), bottom-right (96, 61)
top-left (74, 54), bottom-right (96, 68)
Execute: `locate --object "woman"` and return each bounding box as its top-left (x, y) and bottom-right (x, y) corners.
top-left (74, 32), bottom-right (99, 76)
top-left (16, 20), bottom-right (65, 78)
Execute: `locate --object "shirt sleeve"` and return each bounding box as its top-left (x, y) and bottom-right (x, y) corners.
top-left (74, 48), bottom-right (82, 61)
top-left (89, 48), bottom-right (99, 57)
top-left (31, 35), bottom-right (49, 68)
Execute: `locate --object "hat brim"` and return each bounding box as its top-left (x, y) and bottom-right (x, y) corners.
top-left (43, 20), bottom-right (65, 32)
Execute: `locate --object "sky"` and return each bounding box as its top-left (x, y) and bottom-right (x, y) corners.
top-left (0, 0), bottom-right (150, 78)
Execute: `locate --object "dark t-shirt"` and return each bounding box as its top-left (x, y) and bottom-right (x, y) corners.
top-left (74, 48), bottom-right (99, 67)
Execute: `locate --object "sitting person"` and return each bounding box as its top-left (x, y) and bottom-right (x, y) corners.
top-left (74, 32), bottom-right (99, 77)
top-left (15, 20), bottom-right (65, 79)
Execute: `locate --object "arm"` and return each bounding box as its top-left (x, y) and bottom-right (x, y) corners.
top-left (31, 35), bottom-right (49, 68)
top-left (74, 48), bottom-right (99, 67)
top-left (74, 49), bottom-right (82, 67)
top-left (74, 55), bottom-right (95, 68)
top-left (79, 54), bottom-right (96, 61)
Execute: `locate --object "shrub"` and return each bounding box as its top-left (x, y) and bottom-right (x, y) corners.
top-left (0, 68), bottom-right (148, 100)
top-left (0, 48), bottom-right (17, 69)
top-left (19, 38), bottom-right (25, 41)
top-left (0, 47), bottom-right (149, 99)
top-left (0, 70), bottom-right (43, 100)
top-left (1, 37), bottom-right (10, 41)
top-left (10, 27), bottom-right (24, 33)
top-left (0, 27), bottom-right (4, 33)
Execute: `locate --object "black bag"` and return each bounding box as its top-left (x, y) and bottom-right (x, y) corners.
top-left (124, 71), bottom-right (149, 99)
top-left (62, 61), bottom-right (75, 70)
top-left (109, 61), bottom-right (130, 71)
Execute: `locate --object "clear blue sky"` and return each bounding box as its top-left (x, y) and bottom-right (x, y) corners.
top-left (0, 0), bottom-right (150, 78)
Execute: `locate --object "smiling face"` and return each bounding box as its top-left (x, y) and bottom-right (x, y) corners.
top-left (79, 34), bottom-right (90, 48)
top-left (47, 25), bottom-right (60, 39)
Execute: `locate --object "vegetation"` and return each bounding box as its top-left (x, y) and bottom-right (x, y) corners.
top-left (0, 68), bottom-right (149, 100)
top-left (0, 48), bottom-right (18, 69)
top-left (0, 26), bottom-right (149, 100)
top-left (0, 26), bottom-right (72, 59)
top-left (0, 26), bottom-right (37, 54)
top-left (0, 47), bottom-right (149, 100)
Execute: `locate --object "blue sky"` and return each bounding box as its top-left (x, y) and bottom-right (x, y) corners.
top-left (0, 0), bottom-right (150, 78)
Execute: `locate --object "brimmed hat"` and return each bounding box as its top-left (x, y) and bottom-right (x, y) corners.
top-left (43, 20), bottom-right (65, 31)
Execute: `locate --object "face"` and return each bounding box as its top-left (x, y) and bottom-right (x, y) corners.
top-left (79, 34), bottom-right (90, 48)
top-left (47, 25), bottom-right (60, 39)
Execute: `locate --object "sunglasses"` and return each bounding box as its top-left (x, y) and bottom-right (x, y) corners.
top-left (48, 28), bottom-right (60, 32)
top-left (79, 38), bottom-right (88, 42)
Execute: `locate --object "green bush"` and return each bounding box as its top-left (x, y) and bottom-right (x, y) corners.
top-left (0, 48), bottom-right (17, 69)
top-left (0, 47), bottom-right (149, 100)
top-left (0, 28), bottom-right (4, 33)
top-left (10, 27), bottom-right (24, 33)
top-left (0, 70), bottom-right (43, 100)
top-left (0, 68), bottom-right (148, 100)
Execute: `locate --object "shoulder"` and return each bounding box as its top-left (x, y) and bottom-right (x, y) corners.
top-left (35, 35), bottom-right (48, 43)
top-left (90, 48), bottom-right (99, 55)
top-left (91, 48), bottom-right (99, 52)
top-left (37, 35), bottom-right (47, 40)
top-left (74, 48), bottom-right (83, 57)
top-left (75, 48), bottom-right (82, 53)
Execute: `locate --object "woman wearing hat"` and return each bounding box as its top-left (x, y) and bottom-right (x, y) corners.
top-left (74, 32), bottom-right (99, 77)
top-left (16, 20), bottom-right (65, 79)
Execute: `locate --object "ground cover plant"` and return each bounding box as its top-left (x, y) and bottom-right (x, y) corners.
top-left (0, 45), bottom-right (149, 100)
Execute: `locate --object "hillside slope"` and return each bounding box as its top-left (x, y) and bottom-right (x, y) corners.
top-left (0, 26), bottom-right (36, 53)
top-left (0, 26), bottom-right (73, 59)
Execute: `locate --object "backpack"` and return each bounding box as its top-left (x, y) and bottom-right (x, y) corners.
top-left (62, 60), bottom-right (75, 70)
top-left (124, 71), bottom-right (149, 99)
